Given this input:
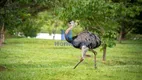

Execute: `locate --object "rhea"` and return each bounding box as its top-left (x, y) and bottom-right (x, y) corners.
top-left (65, 21), bottom-right (101, 69)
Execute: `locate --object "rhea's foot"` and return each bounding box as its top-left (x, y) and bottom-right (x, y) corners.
top-left (85, 54), bottom-right (91, 57)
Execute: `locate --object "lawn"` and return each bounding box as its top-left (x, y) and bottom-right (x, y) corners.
top-left (0, 38), bottom-right (142, 80)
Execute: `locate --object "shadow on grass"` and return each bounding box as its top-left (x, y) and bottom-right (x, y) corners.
top-left (0, 65), bottom-right (7, 71)
top-left (0, 61), bottom-right (73, 71)
top-left (118, 40), bottom-right (142, 44)
top-left (105, 60), bottom-right (142, 66)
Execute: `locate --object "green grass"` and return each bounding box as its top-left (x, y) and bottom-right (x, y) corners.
top-left (0, 38), bottom-right (142, 80)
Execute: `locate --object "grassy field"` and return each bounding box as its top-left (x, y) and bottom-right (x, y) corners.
top-left (0, 38), bottom-right (142, 80)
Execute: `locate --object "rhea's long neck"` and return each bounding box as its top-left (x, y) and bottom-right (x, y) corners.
top-left (65, 27), bottom-right (72, 35)
top-left (65, 27), bottom-right (73, 43)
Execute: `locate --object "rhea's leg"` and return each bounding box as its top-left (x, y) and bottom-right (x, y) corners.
top-left (73, 46), bottom-right (88, 69)
top-left (73, 57), bottom-right (84, 69)
top-left (90, 49), bottom-right (97, 69)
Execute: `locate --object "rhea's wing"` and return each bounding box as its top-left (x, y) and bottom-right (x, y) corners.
top-left (73, 31), bottom-right (90, 42)
top-left (73, 31), bottom-right (101, 48)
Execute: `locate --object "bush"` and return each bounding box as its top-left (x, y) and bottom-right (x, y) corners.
top-left (21, 26), bottom-right (40, 37)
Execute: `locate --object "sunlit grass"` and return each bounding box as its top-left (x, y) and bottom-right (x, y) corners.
top-left (0, 38), bottom-right (142, 80)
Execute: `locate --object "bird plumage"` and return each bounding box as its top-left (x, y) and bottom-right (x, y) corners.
top-left (65, 31), bottom-right (101, 49)
top-left (65, 21), bottom-right (101, 69)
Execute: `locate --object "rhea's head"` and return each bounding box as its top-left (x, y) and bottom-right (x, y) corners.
top-left (68, 21), bottom-right (75, 28)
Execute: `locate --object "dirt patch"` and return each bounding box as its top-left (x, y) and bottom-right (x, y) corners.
top-left (0, 65), bottom-right (7, 71)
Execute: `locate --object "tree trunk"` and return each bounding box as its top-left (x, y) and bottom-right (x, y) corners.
top-left (102, 44), bottom-right (107, 61)
top-left (122, 32), bottom-right (127, 39)
top-left (52, 29), bottom-right (56, 40)
top-left (0, 23), bottom-right (5, 46)
top-left (0, 33), bottom-right (2, 46)
top-left (53, 34), bottom-right (55, 40)
top-left (118, 25), bottom-right (126, 43)
top-left (118, 29), bottom-right (123, 43)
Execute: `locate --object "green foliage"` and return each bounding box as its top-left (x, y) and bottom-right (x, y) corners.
top-left (57, 0), bottom-right (142, 49)
top-left (36, 11), bottom-right (63, 34)
top-left (0, 2), bottom-right (23, 30)
top-left (58, 0), bottom-right (118, 25)
top-left (114, 0), bottom-right (142, 37)
top-left (101, 31), bottom-right (117, 48)
top-left (0, 0), bottom-right (61, 37)
top-left (57, 0), bottom-right (119, 49)
top-left (18, 0), bottom-right (60, 7)
top-left (72, 25), bottom-right (83, 35)
top-left (20, 18), bottom-right (41, 37)
top-left (1, 0), bottom-right (141, 42)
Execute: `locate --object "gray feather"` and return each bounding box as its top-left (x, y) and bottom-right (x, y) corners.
top-left (72, 31), bottom-right (101, 49)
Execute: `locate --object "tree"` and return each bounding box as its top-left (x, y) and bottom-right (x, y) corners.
top-left (112, 0), bottom-right (142, 43)
top-left (0, 0), bottom-right (61, 44)
top-left (57, 0), bottom-right (119, 61)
